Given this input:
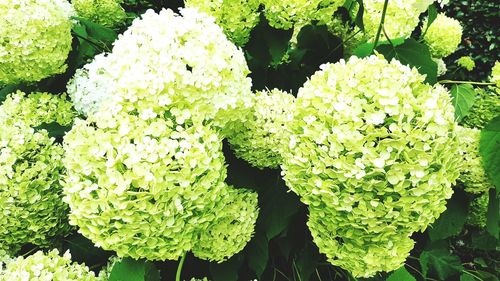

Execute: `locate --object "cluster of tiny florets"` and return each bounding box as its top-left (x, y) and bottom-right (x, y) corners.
top-left (433, 58), bottom-right (448, 76)
top-left (0, 249), bottom-right (98, 281)
top-left (67, 8), bottom-right (253, 135)
top-left (228, 89), bottom-right (295, 169)
top-left (73, 0), bottom-right (127, 28)
top-left (424, 13), bottom-right (463, 58)
top-left (462, 87), bottom-right (500, 129)
top-left (457, 56), bottom-right (476, 71)
top-left (492, 61), bottom-right (500, 88)
top-left (456, 126), bottom-right (493, 194)
top-left (281, 55), bottom-right (460, 277)
top-left (466, 194), bottom-right (488, 228)
top-left (0, 91), bottom-right (75, 254)
top-left (184, 0), bottom-right (260, 46)
top-left (0, 0), bottom-right (74, 84)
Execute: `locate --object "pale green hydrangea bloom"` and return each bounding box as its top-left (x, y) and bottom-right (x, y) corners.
top-left (73, 0), bottom-right (127, 28)
top-left (228, 89), bottom-right (295, 169)
top-left (457, 56), bottom-right (476, 71)
top-left (192, 184), bottom-right (258, 262)
top-left (492, 61), bottom-right (500, 88)
top-left (0, 0), bottom-right (74, 84)
top-left (456, 126), bottom-right (493, 194)
top-left (424, 13), bottom-right (463, 58)
top-left (0, 91), bottom-right (76, 254)
top-left (363, 0), bottom-right (422, 41)
top-left (462, 87), bottom-right (500, 129)
top-left (67, 8), bottom-right (253, 136)
top-left (184, 0), bottom-right (260, 46)
top-left (466, 194), bottom-right (488, 228)
top-left (0, 249), bottom-right (98, 281)
top-left (281, 55), bottom-right (460, 277)
top-left (433, 58), bottom-right (447, 76)
top-left (189, 278), bottom-right (209, 281)
top-left (260, 0), bottom-right (344, 30)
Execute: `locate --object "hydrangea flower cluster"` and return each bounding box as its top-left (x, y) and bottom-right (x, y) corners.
top-left (184, 0), bottom-right (260, 46)
top-left (192, 184), bottom-right (258, 262)
top-left (462, 87), bottom-right (500, 129)
top-left (72, 0), bottom-right (127, 28)
top-left (466, 194), bottom-right (488, 228)
top-left (260, 0), bottom-right (344, 30)
top-left (456, 126), bottom-right (492, 194)
top-left (281, 55), bottom-right (460, 277)
top-left (363, 0), bottom-right (422, 41)
top-left (0, 91), bottom-right (75, 254)
top-left (228, 89), bottom-right (295, 169)
top-left (424, 13), bottom-right (463, 58)
top-left (0, 0), bottom-right (74, 84)
top-left (492, 61), bottom-right (500, 88)
top-left (457, 56), bottom-right (476, 71)
top-left (0, 249), bottom-right (98, 281)
top-left (433, 58), bottom-right (448, 76)
top-left (67, 8), bottom-right (253, 135)
top-left (63, 98), bottom-right (258, 261)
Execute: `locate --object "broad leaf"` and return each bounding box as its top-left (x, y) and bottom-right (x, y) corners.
top-left (450, 84), bottom-right (476, 122)
top-left (294, 243), bottom-right (321, 281)
top-left (109, 258), bottom-right (160, 281)
top-left (377, 38), bottom-right (438, 84)
top-left (386, 267), bottom-right (416, 281)
top-left (460, 274), bottom-right (475, 281)
top-left (420, 249), bottom-right (463, 280)
top-left (486, 189), bottom-right (499, 239)
top-left (422, 4), bottom-right (438, 38)
top-left (62, 234), bottom-right (112, 267)
top-left (428, 190), bottom-right (468, 241)
top-left (246, 233), bottom-right (269, 278)
top-left (75, 17), bottom-right (118, 47)
top-left (352, 37), bottom-right (405, 58)
top-left (34, 122), bottom-right (72, 141)
top-left (480, 115), bottom-right (500, 193)
top-left (209, 254), bottom-right (243, 281)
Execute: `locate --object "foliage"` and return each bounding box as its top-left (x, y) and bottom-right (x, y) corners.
top-left (73, 0), bottom-right (127, 28)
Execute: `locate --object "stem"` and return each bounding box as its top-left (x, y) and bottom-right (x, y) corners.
top-left (175, 252), bottom-right (187, 281)
top-left (371, 0), bottom-right (390, 53)
top-left (438, 80), bottom-right (495, 86)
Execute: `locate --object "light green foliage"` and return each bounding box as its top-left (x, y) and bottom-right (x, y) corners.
top-left (0, 91), bottom-right (75, 254)
top-left (456, 126), bottom-right (493, 194)
top-left (260, 0), bottom-right (344, 30)
top-left (462, 87), bottom-right (500, 129)
top-left (67, 8), bottom-right (253, 137)
top-left (97, 256), bottom-right (121, 280)
top-left (184, 0), bottom-right (260, 46)
top-left (73, 0), bottom-right (127, 28)
top-left (424, 13), bottom-right (463, 58)
top-left (457, 56), bottom-right (476, 71)
top-left (363, 0), bottom-right (422, 41)
top-left (192, 184), bottom-right (258, 262)
top-left (228, 89), bottom-right (295, 169)
top-left (0, 249), bottom-right (98, 281)
top-left (282, 55), bottom-right (460, 277)
top-left (0, 0), bottom-right (74, 84)
top-left (466, 194), bottom-right (488, 228)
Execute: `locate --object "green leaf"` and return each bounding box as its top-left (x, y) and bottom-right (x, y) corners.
top-left (34, 122), bottom-right (72, 141)
top-left (471, 230), bottom-right (500, 250)
top-left (486, 189), bottom-right (500, 238)
top-left (109, 258), bottom-right (160, 281)
top-left (480, 115), bottom-right (500, 193)
top-left (450, 84), bottom-right (476, 122)
top-left (294, 243), bottom-right (321, 281)
top-left (62, 234), bottom-right (112, 267)
top-left (422, 4), bottom-right (438, 38)
top-left (209, 254), bottom-right (243, 281)
top-left (74, 17), bottom-right (118, 46)
top-left (386, 267), bottom-right (416, 281)
top-left (419, 249), bottom-right (463, 280)
top-left (0, 84), bottom-right (18, 104)
top-left (292, 24), bottom-right (343, 67)
top-left (428, 190), bottom-right (468, 241)
top-left (460, 274), bottom-right (475, 281)
top-left (246, 233), bottom-right (269, 278)
top-left (377, 38), bottom-right (438, 84)
top-left (352, 37), bottom-right (405, 58)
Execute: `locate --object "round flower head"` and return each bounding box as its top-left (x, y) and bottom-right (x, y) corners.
top-left (228, 89), bottom-right (295, 169)
top-left (0, 91), bottom-right (75, 254)
top-left (63, 103), bottom-right (228, 261)
top-left (492, 61), bottom-right (500, 88)
top-left (67, 8), bottom-right (253, 135)
top-left (424, 13), bottom-right (463, 58)
top-left (73, 0), bottom-right (127, 28)
top-left (363, 0), bottom-right (422, 41)
top-left (192, 184), bottom-right (258, 262)
top-left (308, 206), bottom-right (415, 278)
top-left (261, 0), bottom-right (344, 30)
top-left (457, 56), bottom-right (475, 71)
top-left (456, 126), bottom-right (493, 194)
top-left (184, 0), bottom-right (260, 46)
top-left (466, 194), bottom-right (488, 228)
top-left (462, 87), bottom-right (500, 129)
top-left (0, 249), bottom-right (98, 281)
top-left (0, 0), bottom-right (74, 84)
top-left (281, 55), bottom-right (460, 277)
